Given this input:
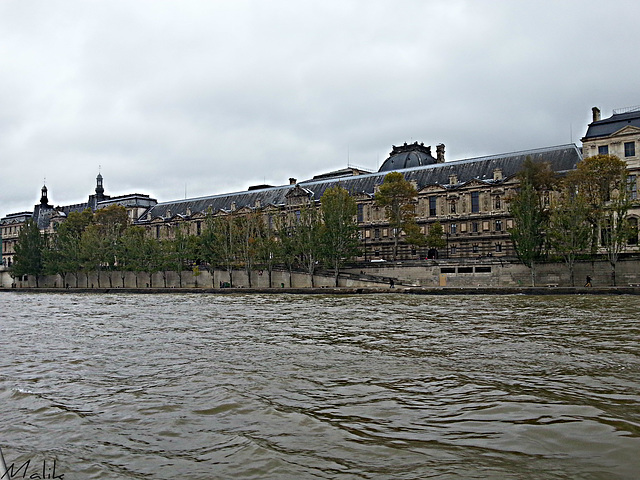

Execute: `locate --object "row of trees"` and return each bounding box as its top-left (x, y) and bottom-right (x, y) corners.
top-left (12, 186), bottom-right (367, 288)
top-left (508, 154), bottom-right (636, 286)
top-left (12, 175), bottom-right (441, 288)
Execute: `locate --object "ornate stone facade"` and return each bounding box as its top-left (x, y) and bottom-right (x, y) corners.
top-left (135, 143), bottom-right (582, 260)
top-left (582, 105), bottom-right (640, 247)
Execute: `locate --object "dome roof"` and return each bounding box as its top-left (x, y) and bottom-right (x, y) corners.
top-left (378, 142), bottom-right (439, 172)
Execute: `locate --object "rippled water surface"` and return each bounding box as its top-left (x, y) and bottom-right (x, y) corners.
top-left (1, 292), bottom-right (639, 479)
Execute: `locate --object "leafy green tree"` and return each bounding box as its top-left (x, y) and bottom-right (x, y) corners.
top-left (139, 236), bottom-right (162, 287)
top-left (158, 239), bottom-right (175, 288)
top-left (294, 204), bottom-right (323, 287)
top-left (203, 214), bottom-right (238, 287)
top-left (255, 214), bottom-right (280, 288)
top-left (170, 224), bottom-right (196, 287)
top-left (374, 171), bottom-right (423, 259)
top-left (92, 205), bottom-right (130, 287)
top-left (425, 221), bottom-right (447, 257)
top-left (45, 209), bottom-right (93, 287)
top-left (118, 226), bottom-right (147, 287)
top-left (79, 224), bottom-right (104, 287)
top-left (12, 219), bottom-right (45, 287)
top-left (274, 213), bottom-right (297, 287)
top-left (201, 214), bottom-right (222, 287)
top-left (548, 189), bottom-right (591, 286)
top-left (320, 186), bottom-right (360, 286)
top-left (235, 212), bottom-right (262, 287)
top-left (508, 159), bottom-right (556, 286)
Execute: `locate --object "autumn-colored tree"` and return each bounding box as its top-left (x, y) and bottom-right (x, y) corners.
top-left (374, 172), bottom-right (424, 259)
top-left (565, 154), bottom-right (631, 285)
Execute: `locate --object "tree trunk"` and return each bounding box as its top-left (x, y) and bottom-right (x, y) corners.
top-left (569, 262), bottom-right (575, 287)
top-left (530, 260), bottom-right (536, 287)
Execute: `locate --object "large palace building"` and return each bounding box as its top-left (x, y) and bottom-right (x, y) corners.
top-left (3, 105), bottom-right (640, 267)
top-left (134, 143), bottom-right (581, 260)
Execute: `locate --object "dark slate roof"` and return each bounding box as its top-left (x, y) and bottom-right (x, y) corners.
top-left (136, 144), bottom-right (582, 223)
top-left (33, 204), bottom-right (59, 229)
top-left (378, 142), bottom-right (438, 171)
top-left (583, 109), bottom-right (640, 139)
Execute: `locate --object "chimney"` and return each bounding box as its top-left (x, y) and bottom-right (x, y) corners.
top-left (436, 143), bottom-right (445, 163)
top-left (592, 107), bottom-right (601, 122)
top-left (289, 178), bottom-right (297, 185)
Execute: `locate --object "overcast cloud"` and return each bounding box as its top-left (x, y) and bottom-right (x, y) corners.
top-left (1, 0), bottom-right (638, 215)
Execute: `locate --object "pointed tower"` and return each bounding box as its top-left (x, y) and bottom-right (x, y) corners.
top-left (95, 173), bottom-right (105, 201)
top-left (40, 184), bottom-right (49, 205)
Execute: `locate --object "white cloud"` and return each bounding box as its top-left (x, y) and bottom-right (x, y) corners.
top-left (1, 0), bottom-right (638, 215)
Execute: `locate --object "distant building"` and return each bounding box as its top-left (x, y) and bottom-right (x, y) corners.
top-left (0, 174), bottom-right (157, 267)
top-left (0, 212), bottom-right (32, 267)
top-left (582, 105), bottom-right (640, 246)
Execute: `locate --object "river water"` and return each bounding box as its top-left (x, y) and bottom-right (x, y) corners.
top-left (0, 292), bottom-right (638, 479)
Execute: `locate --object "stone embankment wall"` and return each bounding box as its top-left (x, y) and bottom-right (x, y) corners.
top-left (2, 258), bottom-right (639, 289)
top-left (0, 268), bottom-right (374, 290)
top-left (346, 258), bottom-right (640, 287)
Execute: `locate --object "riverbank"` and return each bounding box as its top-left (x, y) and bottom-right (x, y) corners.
top-left (2, 286), bottom-right (640, 295)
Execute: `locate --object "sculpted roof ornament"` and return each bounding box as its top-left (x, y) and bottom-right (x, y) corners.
top-left (379, 141), bottom-right (441, 172)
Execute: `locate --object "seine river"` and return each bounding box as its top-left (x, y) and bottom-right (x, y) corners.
top-left (1, 292), bottom-right (638, 479)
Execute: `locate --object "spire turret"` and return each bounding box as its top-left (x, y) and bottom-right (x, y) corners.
top-left (40, 184), bottom-right (49, 205)
top-left (95, 172), bottom-right (105, 199)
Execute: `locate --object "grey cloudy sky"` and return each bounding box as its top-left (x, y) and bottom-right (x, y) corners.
top-left (1, 0), bottom-right (638, 215)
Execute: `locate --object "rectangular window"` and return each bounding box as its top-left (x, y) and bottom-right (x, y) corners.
top-left (374, 228), bottom-right (380, 240)
top-left (429, 196), bottom-right (437, 216)
top-left (450, 246), bottom-right (457, 255)
top-left (627, 175), bottom-right (637, 200)
top-left (471, 192), bottom-right (480, 213)
top-left (196, 221), bottom-right (201, 236)
top-left (450, 223), bottom-right (457, 234)
top-left (472, 222), bottom-right (479, 233)
top-left (357, 204), bottom-right (364, 222)
top-left (155, 225), bottom-right (160, 239)
top-left (625, 142), bottom-right (636, 157)
top-left (495, 243), bottom-right (502, 252)
top-left (495, 219), bottom-right (503, 232)
top-left (598, 145), bottom-right (609, 155)
top-left (450, 201), bottom-right (456, 214)
top-left (472, 244), bottom-right (479, 253)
